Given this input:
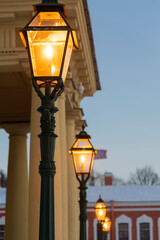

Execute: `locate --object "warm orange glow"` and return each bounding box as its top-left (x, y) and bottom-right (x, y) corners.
top-left (81, 155), bottom-right (85, 163)
top-left (62, 33), bottom-right (73, 81)
top-left (69, 134), bottom-right (96, 176)
top-left (51, 65), bottom-right (55, 75)
top-left (73, 139), bottom-right (92, 149)
top-left (81, 155), bottom-right (85, 172)
top-left (27, 30), bottom-right (67, 77)
top-left (29, 12), bottom-right (67, 27)
top-left (72, 30), bottom-right (79, 49)
top-left (95, 202), bottom-right (107, 221)
top-left (72, 150), bottom-right (93, 175)
top-left (44, 45), bottom-right (54, 59)
top-left (19, 31), bottom-right (27, 48)
top-left (19, 9), bottom-right (79, 83)
top-left (102, 217), bottom-right (111, 232)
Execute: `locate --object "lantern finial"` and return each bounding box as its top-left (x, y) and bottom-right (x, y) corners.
top-left (42, 0), bottom-right (58, 3)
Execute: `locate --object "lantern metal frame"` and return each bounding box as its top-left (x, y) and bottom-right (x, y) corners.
top-left (69, 127), bottom-right (96, 240)
top-left (20, 2), bottom-right (78, 100)
top-left (69, 128), bottom-right (96, 183)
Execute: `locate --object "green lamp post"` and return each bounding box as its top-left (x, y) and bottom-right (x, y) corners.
top-left (19, 0), bottom-right (78, 240)
top-left (69, 127), bottom-right (97, 240)
top-left (95, 196), bottom-right (107, 240)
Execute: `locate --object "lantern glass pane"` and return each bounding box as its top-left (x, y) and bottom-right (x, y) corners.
top-left (62, 33), bottom-right (73, 82)
top-left (95, 202), bottom-right (107, 221)
top-left (73, 139), bottom-right (92, 149)
top-left (19, 31), bottom-right (27, 48)
top-left (29, 12), bottom-right (67, 27)
top-left (72, 150), bottom-right (93, 174)
top-left (72, 30), bottom-right (79, 49)
top-left (27, 30), bottom-right (67, 77)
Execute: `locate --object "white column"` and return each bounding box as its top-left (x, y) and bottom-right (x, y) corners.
top-left (54, 98), bottom-right (63, 240)
top-left (4, 123), bottom-right (29, 240)
top-left (29, 88), bottom-right (41, 240)
top-left (57, 94), bottom-right (69, 240)
top-left (66, 116), bottom-right (79, 240)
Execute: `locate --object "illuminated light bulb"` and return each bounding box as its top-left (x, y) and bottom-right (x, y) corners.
top-left (81, 155), bottom-right (85, 173)
top-left (44, 45), bottom-right (53, 59)
top-left (51, 65), bottom-right (55, 75)
top-left (104, 223), bottom-right (108, 228)
top-left (99, 210), bottom-right (103, 216)
top-left (81, 155), bottom-right (85, 163)
top-left (52, 37), bottom-right (57, 43)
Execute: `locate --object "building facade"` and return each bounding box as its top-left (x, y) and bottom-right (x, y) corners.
top-left (87, 174), bottom-right (160, 240)
top-left (0, 188), bottom-right (5, 240)
top-left (0, 0), bottom-right (100, 240)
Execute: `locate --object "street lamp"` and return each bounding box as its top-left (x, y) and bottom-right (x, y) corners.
top-left (102, 217), bottom-right (111, 240)
top-left (19, 0), bottom-right (78, 240)
top-left (69, 127), bottom-right (97, 240)
top-left (95, 196), bottom-right (107, 240)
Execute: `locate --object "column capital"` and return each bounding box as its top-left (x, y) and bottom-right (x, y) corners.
top-left (75, 119), bottom-right (87, 132)
top-left (66, 108), bottom-right (84, 122)
top-left (2, 122), bottom-right (30, 136)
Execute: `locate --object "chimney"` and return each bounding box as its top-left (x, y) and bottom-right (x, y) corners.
top-left (104, 172), bottom-right (113, 186)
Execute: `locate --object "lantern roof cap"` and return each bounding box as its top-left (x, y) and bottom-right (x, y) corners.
top-left (33, 2), bottom-right (67, 16)
top-left (76, 130), bottom-right (91, 140)
top-left (76, 125), bottom-right (91, 139)
top-left (96, 195), bottom-right (105, 204)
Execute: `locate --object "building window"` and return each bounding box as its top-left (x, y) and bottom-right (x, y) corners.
top-left (119, 223), bottom-right (129, 240)
top-left (0, 225), bottom-right (5, 240)
top-left (116, 215), bottom-right (132, 240)
top-left (136, 215), bottom-right (153, 240)
top-left (140, 223), bottom-right (150, 240)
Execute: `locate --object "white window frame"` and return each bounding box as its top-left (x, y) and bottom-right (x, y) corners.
top-left (158, 218), bottom-right (160, 240)
top-left (93, 218), bottom-right (97, 240)
top-left (87, 219), bottom-right (89, 240)
top-left (136, 214), bottom-right (153, 240)
top-left (115, 214), bottom-right (132, 240)
top-left (0, 217), bottom-right (5, 225)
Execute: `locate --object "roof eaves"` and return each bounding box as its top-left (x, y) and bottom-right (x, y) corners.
top-left (82, 0), bottom-right (101, 90)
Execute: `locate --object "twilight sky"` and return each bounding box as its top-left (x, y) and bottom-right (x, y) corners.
top-left (1, 0), bottom-right (160, 181)
top-left (81, 0), bottom-right (160, 180)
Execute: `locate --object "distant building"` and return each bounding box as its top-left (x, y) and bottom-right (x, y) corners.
top-left (87, 173), bottom-right (160, 240)
top-left (0, 188), bottom-right (6, 240)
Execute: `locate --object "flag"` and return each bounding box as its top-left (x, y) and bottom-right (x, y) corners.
top-left (94, 150), bottom-right (107, 160)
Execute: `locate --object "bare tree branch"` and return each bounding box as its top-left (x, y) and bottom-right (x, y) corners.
top-left (128, 165), bottom-right (160, 185)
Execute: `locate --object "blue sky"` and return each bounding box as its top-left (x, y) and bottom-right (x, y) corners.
top-left (81, 0), bottom-right (160, 180)
top-left (1, 1), bottom-right (160, 181)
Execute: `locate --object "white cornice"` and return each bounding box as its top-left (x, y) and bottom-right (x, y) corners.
top-left (88, 207), bottom-right (160, 212)
top-left (88, 201), bottom-right (160, 207)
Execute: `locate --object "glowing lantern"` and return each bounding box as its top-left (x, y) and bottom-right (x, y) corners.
top-left (19, 3), bottom-right (78, 88)
top-left (102, 217), bottom-right (111, 232)
top-left (69, 128), bottom-right (97, 181)
top-left (95, 196), bottom-right (107, 222)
